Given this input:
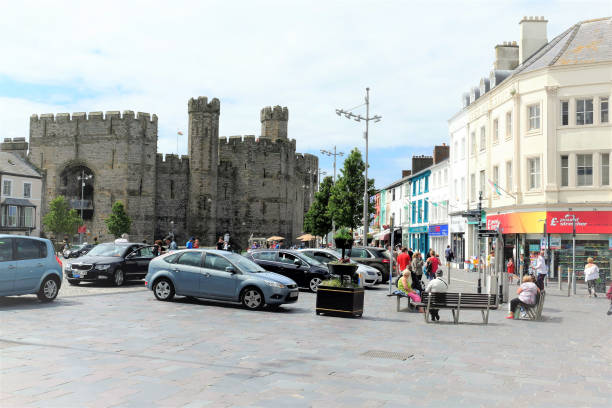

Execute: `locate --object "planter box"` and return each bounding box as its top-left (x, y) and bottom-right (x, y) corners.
top-left (315, 285), bottom-right (364, 318)
top-left (327, 263), bottom-right (358, 277)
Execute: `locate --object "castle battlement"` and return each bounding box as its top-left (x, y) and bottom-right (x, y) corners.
top-left (218, 135), bottom-right (296, 148)
top-left (188, 96), bottom-right (220, 114)
top-left (156, 153), bottom-right (190, 171)
top-left (260, 106), bottom-right (288, 122)
top-left (30, 111), bottom-right (158, 123)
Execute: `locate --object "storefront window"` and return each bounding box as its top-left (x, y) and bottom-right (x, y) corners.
top-left (554, 239), bottom-right (610, 282)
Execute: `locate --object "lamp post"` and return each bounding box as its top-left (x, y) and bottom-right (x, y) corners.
top-left (317, 168), bottom-right (327, 189)
top-left (321, 146), bottom-right (344, 241)
top-left (77, 169), bottom-right (92, 244)
top-left (336, 87), bottom-right (382, 245)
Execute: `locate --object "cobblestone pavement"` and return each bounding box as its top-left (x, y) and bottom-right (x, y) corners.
top-left (1, 267), bottom-right (610, 407)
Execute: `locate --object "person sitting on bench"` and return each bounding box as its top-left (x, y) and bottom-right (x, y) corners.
top-left (425, 269), bottom-right (448, 321)
top-left (396, 270), bottom-right (422, 311)
top-left (507, 275), bottom-right (540, 319)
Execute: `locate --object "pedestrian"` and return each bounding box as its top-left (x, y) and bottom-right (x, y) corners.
top-left (507, 258), bottom-right (516, 284)
top-left (425, 252), bottom-right (440, 280)
top-left (93, 237), bottom-right (99, 245)
top-left (584, 257), bottom-right (599, 297)
top-left (194, 238), bottom-right (200, 249)
top-left (216, 237), bottom-right (224, 250)
top-left (153, 240), bottom-right (163, 256)
top-left (407, 247), bottom-right (413, 258)
top-left (506, 275), bottom-right (540, 319)
top-left (397, 247), bottom-right (411, 280)
top-left (518, 253), bottom-right (526, 279)
top-left (606, 284), bottom-right (612, 315)
top-left (165, 237), bottom-right (177, 252)
top-left (445, 245), bottom-right (454, 271)
top-left (425, 269), bottom-right (448, 321)
top-left (410, 252), bottom-right (424, 292)
top-left (186, 237), bottom-right (195, 249)
top-left (395, 270), bottom-right (423, 311)
top-left (534, 250), bottom-right (548, 290)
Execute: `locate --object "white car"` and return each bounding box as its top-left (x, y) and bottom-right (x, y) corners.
top-left (298, 248), bottom-right (382, 287)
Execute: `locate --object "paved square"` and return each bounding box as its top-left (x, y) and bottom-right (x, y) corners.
top-left (1, 269), bottom-right (610, 407)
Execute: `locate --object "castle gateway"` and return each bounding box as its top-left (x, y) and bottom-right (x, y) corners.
top-left (18, 97), bottom-right (317, 249)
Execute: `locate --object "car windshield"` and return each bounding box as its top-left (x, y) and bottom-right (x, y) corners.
top-left (86, 243), bottom-right (129, 257)
top-left (224, 252), bottom-right (268, 273)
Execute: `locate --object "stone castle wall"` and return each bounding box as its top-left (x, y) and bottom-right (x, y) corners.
top-left (155, 153), bottom-right (190, 241)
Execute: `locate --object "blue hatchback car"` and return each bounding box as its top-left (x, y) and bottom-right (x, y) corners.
top-left (145, 249), bottom-right (299, 310)
top-left (0, 235), bottom-right (63, 302)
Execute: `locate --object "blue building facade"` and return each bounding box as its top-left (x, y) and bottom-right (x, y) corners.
top-left (408, 170), bottom-right (430, 254)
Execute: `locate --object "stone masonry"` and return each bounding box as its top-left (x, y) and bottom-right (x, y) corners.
top-left (21, 97), bottom-right (317, 249)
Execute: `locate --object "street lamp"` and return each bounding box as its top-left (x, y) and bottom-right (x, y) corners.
top-left (317, 168), bottom-right (327, 189)
top-left (336, 87), bottom-right (382, 244)
top-left (321, 147), bottom-right (344, 240)
top-left (77, 169), bottom-right (92, 244)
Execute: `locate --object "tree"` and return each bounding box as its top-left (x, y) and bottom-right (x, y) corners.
top-left (328, 148), bottom-right (376, 231)
top-left (42, 196), bottom-right (83, 241)
top-left (105, 201), bottom-right (132, 238)
top-left (304, 176), bottom-right (334, 239)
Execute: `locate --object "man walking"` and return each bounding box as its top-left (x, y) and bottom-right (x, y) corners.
top-left (396, 247), bottom-right (411, 281)
top-left (444, 245), bottom-right (454, 271)
top-left (534, 250), bottom-right (548, 290)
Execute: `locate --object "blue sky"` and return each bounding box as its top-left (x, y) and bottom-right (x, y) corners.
top-left (1, 0), bottom-right (610, 188)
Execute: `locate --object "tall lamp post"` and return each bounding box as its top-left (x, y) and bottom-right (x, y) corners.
top-left (317, 168), bottom-right (327, 190)
top-left (336, 87), bottom-right (382, 245)
top-left (321, 147), bottom-right (344, 240)
top-left (77, 169), bottom-right (92, 244)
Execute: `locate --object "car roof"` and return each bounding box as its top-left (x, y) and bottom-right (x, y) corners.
top-left (0, 235), bottom-right (49, 243)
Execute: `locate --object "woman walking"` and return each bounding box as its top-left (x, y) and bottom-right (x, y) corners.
top-left (584, 257), bottom-right (599, 297)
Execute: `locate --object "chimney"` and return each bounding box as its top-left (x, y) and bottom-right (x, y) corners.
top-left (519, 16), bottom-right (548, 65)
top-left (433, 143), bottom-right (450, 164)
top-left (494, 41), bottom-right (519, 70)
top-left (412, 155), bottom-right (433, 174)
top-left (402, 170), bottom-right (412, 178)
top-left (1, 138), bottom-right (29, 159)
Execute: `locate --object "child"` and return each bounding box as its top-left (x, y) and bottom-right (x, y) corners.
top-left (507, 258), bottom-right (516, 284)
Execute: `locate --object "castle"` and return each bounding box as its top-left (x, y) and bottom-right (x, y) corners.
top-left (4, 97), bottom-right (318, 248)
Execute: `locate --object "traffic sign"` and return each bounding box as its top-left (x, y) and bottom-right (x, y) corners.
top-left (478, 229), bottom-right (499, 237)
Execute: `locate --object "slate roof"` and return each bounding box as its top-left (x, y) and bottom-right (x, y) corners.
top-left (0, 152), bottom-right (41, 178)
top-left (514, 17), bottom-right (612, 76)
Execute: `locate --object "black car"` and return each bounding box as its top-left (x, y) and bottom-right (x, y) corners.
top-left (245, 249), bottom-right (331, 292)
top-left (65, 242), bottom-right (156, 286)
top-left (337, 246), bottom-right (392, 282)
top-left (63, 243), bottom-right (94, 258)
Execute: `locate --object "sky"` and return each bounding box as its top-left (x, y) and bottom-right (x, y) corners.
top-left (0, 0), bottom-right (610, 189)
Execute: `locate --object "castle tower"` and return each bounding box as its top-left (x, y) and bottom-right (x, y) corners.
top-left (260, 106), bottom-right (288, 141)
top-left (187, 96), bottom-right (220, 245)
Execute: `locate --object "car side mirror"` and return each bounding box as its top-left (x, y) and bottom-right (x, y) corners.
top-left (225, 266), bottom-right (236, 274)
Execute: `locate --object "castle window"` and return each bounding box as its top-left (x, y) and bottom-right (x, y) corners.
top-left (263, 169), bottom-right (266, 178)
top-left (139, 178), bottom-right (143, 196)
top-left (170, 181), bottom-right (175, 199)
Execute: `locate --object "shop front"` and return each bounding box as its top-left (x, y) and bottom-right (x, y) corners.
top-left (409, 226), bottom-right (428, 254)
top-left (450, 215), bottom-right (466, 268)
top-left (428, 224), bottom-right (448, 259)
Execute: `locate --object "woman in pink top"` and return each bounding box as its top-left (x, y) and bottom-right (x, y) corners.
top-left (506, 275), bottom-right (540, 319)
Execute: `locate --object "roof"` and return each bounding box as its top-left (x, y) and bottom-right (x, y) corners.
top-left (514, 17), bottom-right (612, 76)
top-left (0, 152), bottom-right (41, 178)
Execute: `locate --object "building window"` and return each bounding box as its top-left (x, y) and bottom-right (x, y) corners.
top-left (423, 201), bottom-right (428, 223)
top-left (411, 202), bottom-right (416, 223)
top-left (417, 200), bottom-right (422, 223)
top-left (461, 137), bottom-right (465, 159)
top-left (470, 174), bottom-right (475, 201)
top-left (601, 97), bottom-right (609, 123)
top-left (453, 179), bottom-right (458, 200)
top-left (560, 155), bottom-right (569, 187)
top-left (528, 104), bottom-right (540, 130)
top-left (392, 188), bottom-right (396, 201)
top-left (528, 158), bottom-right (541, 189)
top-left (2, 180), bottom-right (11, 196)
top-left (21, 207), bottom-right (35, 228)
top-left (479, 127), bottom-right (486, 151)
top-left (471, 132), bottom-right (476, 155)
top-left (444, 169), bottom-right (448, 184)
top-left (170, 180), bottom-right (175, 199)
top-left (6, 206), bottom-right (17, 227)
top-left (453, 141), bottom-right (458, 162)
top-left (561, 101), bottom-right (568, 126)
top-left (493, 165), bottom-right (499, 184)
top-left (576, 154), bottom-right (593, 186)
top-left (23, 183), bottom-right (31, 198)
top-left (424, 177), bottom-right (429, 193)
top-left (493, 119), bottom-right (499, 144)
top-left (479, 170), bottom-right (485, 196)
top-left (505, 161), bottom-right (512, 191)
top-left (601, 153), bottom-right (609, 186)
top-left (461, 177), bottom-right (465, 201)
top-left (505, 111), bottom-right (512, 138)
top-left (576, 99), bottom-right (593, 125)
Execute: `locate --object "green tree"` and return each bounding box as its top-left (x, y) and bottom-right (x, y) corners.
top-left (42, 196), bottom-right (83, 241)
top-left (105, 201), bottom-right (132, 238)
top-left (328, 148), bottom-right (376, 230)
top-left (304, 176), bottom-right (334, 239)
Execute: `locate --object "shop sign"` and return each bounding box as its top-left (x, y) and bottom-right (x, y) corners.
top-left (486, 212), bottom-right (546, 234)
top-left (549, 236), bottom-right (561, 250)
top-left (546, 211), bottom-right (612, 234)
top-left (428, 224), bottom-right (448, 237)
top-left (409, 226), bottom-right (428, 233)
top-left (529, 244), bottom-right (540, 252)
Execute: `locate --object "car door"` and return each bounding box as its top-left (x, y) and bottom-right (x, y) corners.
top-left (0, 238), bottom-right (15, 294)
top-left (127, 246), bottom-right (156, 278)
top-left (122, 245), bottom-right (142, 276)
top-left (200, 253), bottom-right (238, 300)
top-left (13, 238), bottom-right (45, 292)
top-left (276, 252), bottom-right (305, 287)
top-left (250, 251), bottom-right (278, 273)
top-left (171, 251), bottom-right (204, 296)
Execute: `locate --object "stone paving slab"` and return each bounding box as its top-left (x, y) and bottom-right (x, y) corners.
top-left (1, 268), bottom-right (611, 407)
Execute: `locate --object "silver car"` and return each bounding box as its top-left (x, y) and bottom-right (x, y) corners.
top-left (298, 248), bottom-right (382, 287)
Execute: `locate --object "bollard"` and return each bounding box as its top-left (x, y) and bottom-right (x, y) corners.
top-left (572, 269), bottom-right (577, 295)
top-left (567, 267), bottom-right (571, 297)
top-left (558, 265), bottom-right (562, 290)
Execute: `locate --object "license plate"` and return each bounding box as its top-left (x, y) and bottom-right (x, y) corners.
top-left (73, 274), bottom-right (80, 278)
top-left (289, 292), bottom-right (298, 298)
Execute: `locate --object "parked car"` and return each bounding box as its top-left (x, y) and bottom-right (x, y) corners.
top-left (63, 243), bottom-right (94, 259)
top-left (65, 242), bottom-right (154, 286)
top-left (335, 246), bottom-right (392, 282)
top-left (298, 248), bottom-right (382, 287)
top-left (0, 235), bottom-right (63, 302)
top-left (145, 249), bottom-right (299, 310)
top-left (245, 249), bottom-right (331, 292)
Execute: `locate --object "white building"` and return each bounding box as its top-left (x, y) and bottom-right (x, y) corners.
top-left (449, 16), bottom-right (612, 280)
top-left (428, 158), bottom-right (450, 258)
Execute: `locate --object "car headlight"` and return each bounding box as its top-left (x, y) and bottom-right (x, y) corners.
top-left (264, 280), bottom-right (285, 288)
top-left (95, 264), bottom-right (111, 271)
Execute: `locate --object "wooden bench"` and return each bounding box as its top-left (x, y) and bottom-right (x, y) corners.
top-left (417, 292), bottom-right (498, 324)
top-left (514, 291), bottom-right (546, 321)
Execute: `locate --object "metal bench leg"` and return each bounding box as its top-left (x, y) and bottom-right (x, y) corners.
top-left (455, 293), bottom-right (461, 324)
top-left (424, 295), bottom-right (431, 323)
top-left (397, 296), bottom-right (400, 312)
top-left (451, 309), bottom-right (456, 322)
top-left (481, 310), bottom-right (486, 324)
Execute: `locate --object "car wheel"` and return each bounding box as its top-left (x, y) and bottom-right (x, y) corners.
top-left (309, 276), bottom-right (322, 292)
top-left (68, 279), bottom-right (80, 286)
top-left (241, 287), bottom-right (264, 310)
top-left (153, 279), bottom-right (175, 301)
top-left (374, 265), bottom-right (388, 282)
top-left (114, 269), bottom-right (125, 287)
top-left (37, 276), bottom-right (59, 302)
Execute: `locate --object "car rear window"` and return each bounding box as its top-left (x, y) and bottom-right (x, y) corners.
top-left (369, 249), bottom-right (389, 259)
